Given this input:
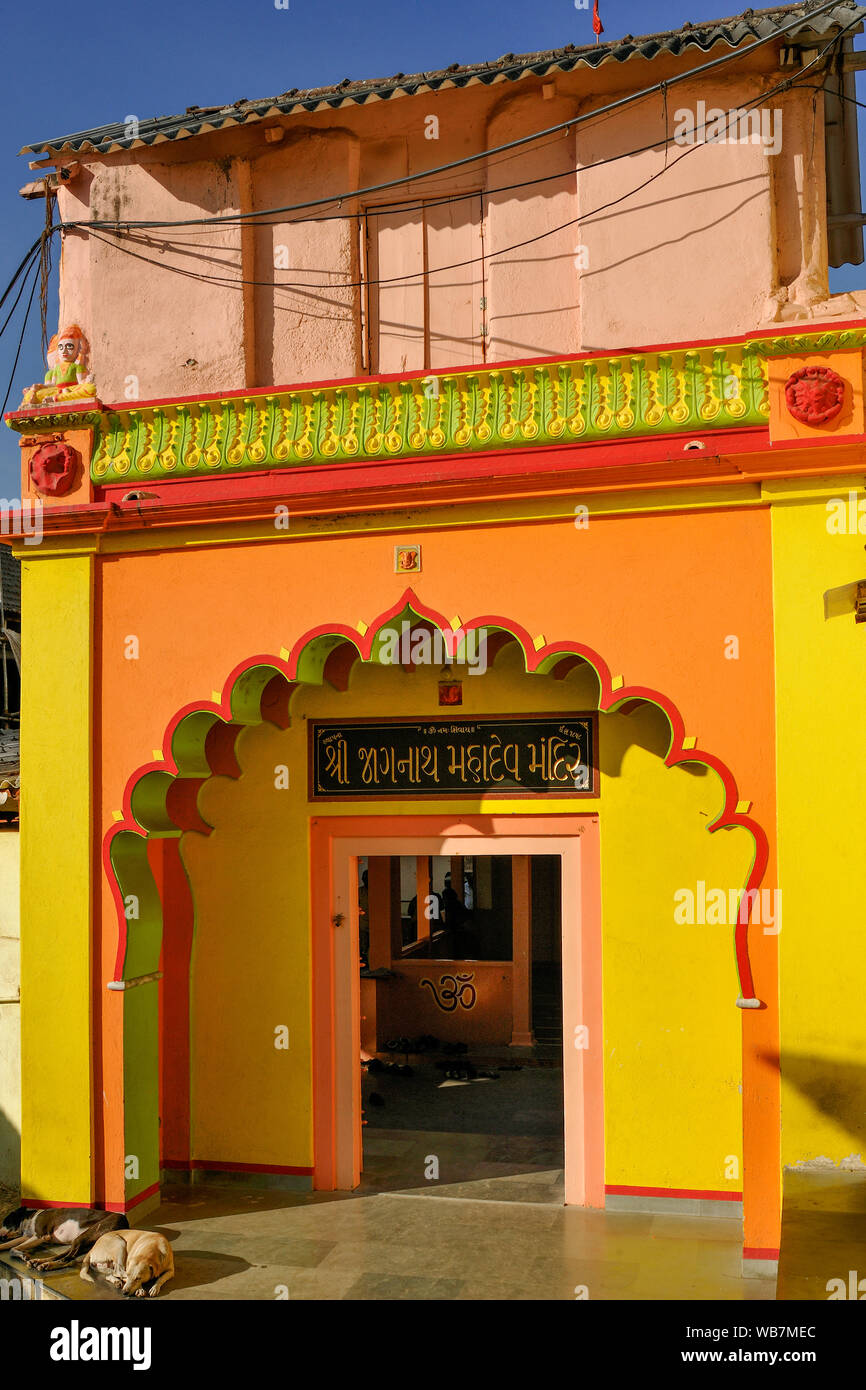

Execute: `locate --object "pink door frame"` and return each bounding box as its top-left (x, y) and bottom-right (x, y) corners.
top-left (310, 813), bottom-right (603, 1206)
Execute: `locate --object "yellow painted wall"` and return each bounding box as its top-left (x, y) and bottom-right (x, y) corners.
top-left (19, 553), bottom-right (93, 1200)
top-left (182, 644), bottom-right (751, 1189)
top-left (0, 830), bottom-right (21, 1186)
top-left (770, 479), bottom-right (866, 1169)
top-left (601, 702), bottom-right (749, 1191)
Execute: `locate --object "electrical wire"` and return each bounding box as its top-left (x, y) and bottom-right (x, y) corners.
top-left (78, 53), bottom-right (846, 298)
top-left (39, 187), bottom-right (54, 360)
top-left (0, 248), bottom-right (41, 342)
top-left (57, 0), bottom-right (849, 233)
top-left (1, 257), bottom-right (41, 416)
top-left (799, 75), bottom-right (866, 111)
top-left (54, 11), bottom-right (862, 257)
top-left (3, 5), bottom-right (857, 391)
top-left (0, 119), bottom-right (694, 342)
top-left (88, 97), bottom-right (786, 237)
top-left (0, 233), bottom-right (50, 318)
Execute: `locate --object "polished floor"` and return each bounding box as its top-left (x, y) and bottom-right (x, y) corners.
top-left (775, 1166), bottom-right (866, 1300)
top-left (1, 1127), bottom-right (778, 1302)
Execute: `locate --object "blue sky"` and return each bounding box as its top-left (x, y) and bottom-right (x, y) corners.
top-left (0, 0), bottom-right (864, 490)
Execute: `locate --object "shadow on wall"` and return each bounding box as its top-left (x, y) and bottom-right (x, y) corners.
top-left (599, 699), bottom-right (711, 784)
top-left (0, 1102), bottom-right (20, 1193)
top-left (777, 1050), bottom-right (866, 1163)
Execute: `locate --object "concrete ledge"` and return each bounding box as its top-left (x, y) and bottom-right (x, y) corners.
top-left (125, 1188), bottom-right (161, 1222)
top-left (0, 1250), bottom-right (69, 1300)
top-left (161, 1168), bottom-right (314, 1194)
top-left (605, 1193), bottom-right (743, 1218)
top-left (743, 1256), bottom-right (779, 1280)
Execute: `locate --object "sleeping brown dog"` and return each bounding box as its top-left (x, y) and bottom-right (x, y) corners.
top-left (80, 1229), bottom-right (175, 1297)
top-left (0, 1206), bottom-right (128, 1270)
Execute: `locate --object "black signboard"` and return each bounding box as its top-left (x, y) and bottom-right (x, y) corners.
top-left (310, 715), bottom-right (597, 799)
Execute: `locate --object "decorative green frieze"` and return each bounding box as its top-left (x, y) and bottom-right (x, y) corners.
top-left (81, 345), bottom-right (769, 485)
top-left (5, 408), bottom-right (103, 433)
top-left (746, 328), bottom-right (866, 357)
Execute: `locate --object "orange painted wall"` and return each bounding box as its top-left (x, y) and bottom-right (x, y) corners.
top-left (96, 507), bottom-right (775, 787)
top-left (93, 503), bottom-right (778, 1233)
top-left (374, 960), bottom-right (513, 1047)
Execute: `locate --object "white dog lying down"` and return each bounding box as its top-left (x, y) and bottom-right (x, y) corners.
top-left (80, 1229), bottom-right (174, 1298)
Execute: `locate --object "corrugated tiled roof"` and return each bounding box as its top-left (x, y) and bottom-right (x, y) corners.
top-left (21, 2), bottom-right (866, 158)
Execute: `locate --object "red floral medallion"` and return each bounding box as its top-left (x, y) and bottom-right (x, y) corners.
top-left (29, 441), bottom-right (79, 496)
top-left (784, 365), bottom-right (845, 425)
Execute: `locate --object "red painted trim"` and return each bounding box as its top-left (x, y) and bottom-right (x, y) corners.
top-left (19, 1181), bottom-right (161, 1214)
top-left (85, 427), bottom-right (767, 511)
top-left (103, 588), bottom-right (768, 999)
top-left (5, 398), bottom-right (104, 425)
top-left (743, 1247), bottom-right (780, 1261)
top-left (161, 1159), bottom-right (314, 1176)
top-left (9, 317), bottom-right (863, 423)
top-left (605, 1184), bottom-right (743, 1201)
top-left (159, 838), bottom-right (195, 1169)
top-left (768, 430), bottom-right (866, 452)
top-left (741, 316), bottom-right (866, 344)
top-left (28, 434), bottom-right (866, 542)
top-left (106, 1180), bottom-right (161, 1214)
top-left (323, 641), bottom-right (359, 692)
top-left (204, 720), bottom-right (243, 777)
top-left (165, 776), bottom-right (211, 834)
top-left (18, 1198), bottom-right (102, 1210)
top-left (24, 427), bottom-right (866, 540)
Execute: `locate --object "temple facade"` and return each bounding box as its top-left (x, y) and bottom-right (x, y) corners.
top-left (8, 2), bottom-right (866, 1280)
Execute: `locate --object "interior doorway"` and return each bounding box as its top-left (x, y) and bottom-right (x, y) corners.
top-left (357, 852), bottom-right (566, 1196)
top-left (311, 815), bottom-right (604, 1207)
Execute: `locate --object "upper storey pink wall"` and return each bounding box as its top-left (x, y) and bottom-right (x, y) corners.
top-left (54, 44), bottom-right (850, 402)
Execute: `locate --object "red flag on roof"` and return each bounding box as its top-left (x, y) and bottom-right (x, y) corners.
top-left (592, 0), bottom-right (604, 36)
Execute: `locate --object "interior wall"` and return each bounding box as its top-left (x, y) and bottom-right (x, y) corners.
top-left (531, 856), bottom-right (561, 964)
top-left (181, 646), bottom-right (751, 1192)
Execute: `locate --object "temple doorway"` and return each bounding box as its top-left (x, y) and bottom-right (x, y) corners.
top-left (357, 852), bottom-right (566, 1199)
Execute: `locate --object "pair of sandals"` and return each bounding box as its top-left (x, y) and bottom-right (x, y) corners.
top-left (364, 1057), bottom-right (412, 1076)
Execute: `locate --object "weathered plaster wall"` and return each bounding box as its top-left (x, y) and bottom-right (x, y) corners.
top-left (253, 128), bottom-right (361, 387)
top-left (59, 159), bottom-right (247, 402)
top-left (484, 88), bottom-right (581, 361)
top-left (577, 75), bottom-right (793, 348)
top-left (52, 52), bottom-right (831, 396)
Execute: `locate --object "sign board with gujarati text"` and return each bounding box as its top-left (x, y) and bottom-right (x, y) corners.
top-left (310, 714), bottom-right (597, 799)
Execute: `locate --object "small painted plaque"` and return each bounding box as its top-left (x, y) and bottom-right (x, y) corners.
top-left (394, 544), bottom-right (421, 573)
